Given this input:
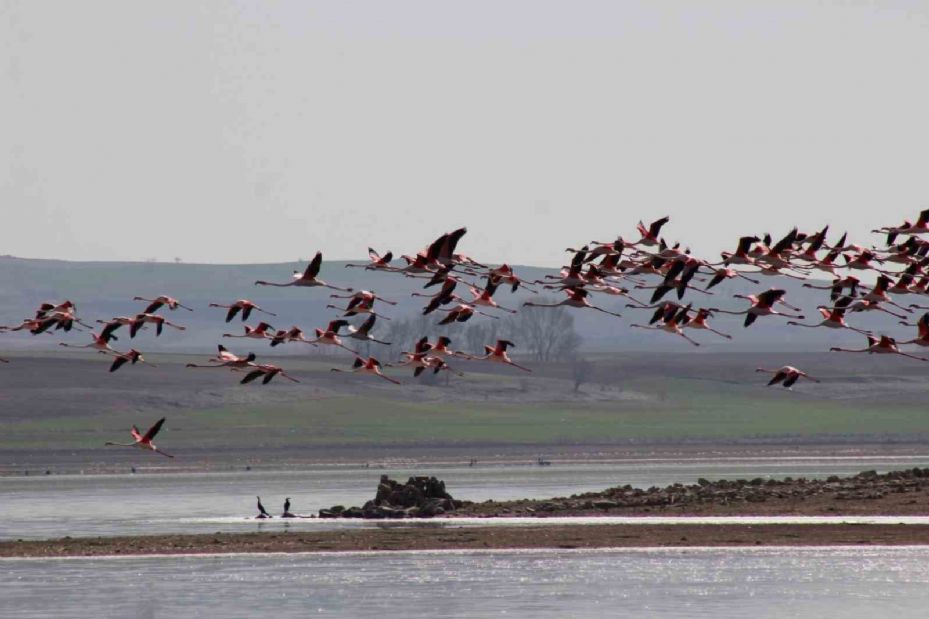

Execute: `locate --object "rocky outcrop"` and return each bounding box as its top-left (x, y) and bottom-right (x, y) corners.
top-left (320, 475), bottom-right (464, 519)
top-left (453, 467), bottom-right (929, 517)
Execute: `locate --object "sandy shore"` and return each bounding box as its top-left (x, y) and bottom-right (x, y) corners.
top-left (5, 524), bottom-right (929, 558)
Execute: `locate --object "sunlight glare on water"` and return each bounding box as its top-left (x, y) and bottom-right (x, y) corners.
top-left (2, 547), bottom-right (929, 618)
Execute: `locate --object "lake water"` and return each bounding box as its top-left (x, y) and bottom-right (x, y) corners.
top-left (3, 455), bottom-right (929, 541)
top-left (3, 546), bottom-right (929, 618)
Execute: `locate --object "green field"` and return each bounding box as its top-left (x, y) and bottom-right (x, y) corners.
top-left (4, 377), bottom-right (926, 452)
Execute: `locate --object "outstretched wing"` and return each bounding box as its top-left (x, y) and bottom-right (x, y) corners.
top-left (110, 356), bottom-right (130, 373)
top-left (143, 417), bottom-right (166, 442)
top-left (304, 252), bottom-right (323, 278)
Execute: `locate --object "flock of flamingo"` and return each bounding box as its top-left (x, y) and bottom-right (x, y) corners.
top-left (3, 209), bottom-right (929, 456)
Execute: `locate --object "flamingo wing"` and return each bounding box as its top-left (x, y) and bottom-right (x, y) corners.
top-left (142, 417), bottom-right (167, 442)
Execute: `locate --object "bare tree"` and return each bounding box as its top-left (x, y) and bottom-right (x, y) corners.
top-left (504, 300), bottom-right (581, 362)
top-left (572, 356), bottom-right (592, 392)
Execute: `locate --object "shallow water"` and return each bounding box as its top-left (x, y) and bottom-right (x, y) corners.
top-left (3, 547), bottom-right (929, 618)
top-left (3, 456), bottom-right (929, 540)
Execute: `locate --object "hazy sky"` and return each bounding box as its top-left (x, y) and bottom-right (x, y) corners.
top-left (2, 1), bottom-right (928, 267)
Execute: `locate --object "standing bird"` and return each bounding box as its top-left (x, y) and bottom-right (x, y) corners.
top-left (257, 496), bottom-right (272, 518)
top-left (283, 498), bottom-right (292, 517)
top-left (209, 300), bottom-right (277, 323)
top-left (475, 340), bottom-right (531, 372)
top-left (104, 417), bottom-right (173, 458)
top-left (132, 295), bottom-right (193, 312)
top-left (755, 366), bottom-right (820, 389)
top-left (255, 251), bottom-right (353, 292)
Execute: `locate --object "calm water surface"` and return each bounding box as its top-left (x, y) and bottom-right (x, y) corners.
top-left (2, 547), bottom-right (928, 618)
top-left (3, 456), bottom-right (928, 540)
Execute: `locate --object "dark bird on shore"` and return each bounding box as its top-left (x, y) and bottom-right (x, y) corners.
top-left (257, 496), bottom-right (271, 518)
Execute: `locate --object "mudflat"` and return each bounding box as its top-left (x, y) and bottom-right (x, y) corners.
top-left (5, 524), bottom-right (929, 558)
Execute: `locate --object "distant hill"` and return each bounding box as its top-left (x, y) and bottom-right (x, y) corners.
top-left (0, 255), bottom-right (914, 354)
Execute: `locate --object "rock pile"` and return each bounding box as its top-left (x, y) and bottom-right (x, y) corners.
top-left (453, 467), bottom-right (929, 517)
top-left (319, 474), bottom-right (463, 519)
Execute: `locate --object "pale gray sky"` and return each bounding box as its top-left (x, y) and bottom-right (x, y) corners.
top-left (2, 1), bottom-right (928, 266)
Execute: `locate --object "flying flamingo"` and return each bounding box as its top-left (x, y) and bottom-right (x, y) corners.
top-left (222, 322), bottom-right (276, 340)
top-left (96, 317), bottom-right (141, 341)
top-left (755, 366), bottom-right (820, 389)
top-left (342, 315), bottom-right (391, 345)
top-left (33, 310), bottom-right (93, 333)
top-left (524, 287), bottom-right (622, 317)
top-left (425, 336), bottom-right (474, 360)
top-left (475, 340), bottom-right (531, 372)
top-left (802, 276), bottom-right (861, 301)
top-left (132, 295), bottom-right (193, 312)
top-left (130, 313), bottom-right (187, 337)
top-left (306, 320), bottom-right (357, 353)
top-left (710, 289), bottom-right (804, 327)
top-left (858, 276), bottom-right (912, 314)
top-left (437, 303), bottom-right (499, 325)
top-left (704, 267), bottom-right (760, 291)
top-left (108, 348), bottom-right (155, 372)
top-left (0, 318), bottom-right (52, 333)
top-left (830, 335), bottom-right (929, 361)
top-left (255, 251), bottom-right (353, 291)
top-left (873, 208), bottom-right (929, 243)
top-left (209, 300), bottom-right (277, 323)
top-left (898, 313), bottom-right (929, 347)
top-left (104, 417), bottom-right (173, 457)
top-left (786, 296), bottom-right (870, 335)
top-left (828, 298), bottom-right (909, 320)
top-left (413, 277), bottom-right (460, 314)
top-left (269, 326), bottom-right (312, 347)
top-left (58, 332), bottom-right (118, 353)
top-left (682, 308), bottom-right (732, 340)
top-left (329, 290), bottom-right (397, 305)
top-left (240, 364), bottom-right (300, 385)
top-left (388, 338), bottom-right (438, 376)
top-left (331, 356), bottom-right (400, 384)
top-left (630, 304), bottom-right (701, 346)
top-left (344, 248), bottom-right (396, 271)
top-left (186, 346), bottom-right (257, 369)
top-left (631, 216), bottom-right (670, 247)
top-left (487, 264), bottom-right (538, 293)
top-left (326, 296), bottom-right (392, 321)
top-left (466, 282), bottom-right (518, 314)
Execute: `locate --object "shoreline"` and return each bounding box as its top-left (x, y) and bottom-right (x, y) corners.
top-left (5, 442), bottom-right (929, 477)
top-left (6, 524), bottom-right (929, 558)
